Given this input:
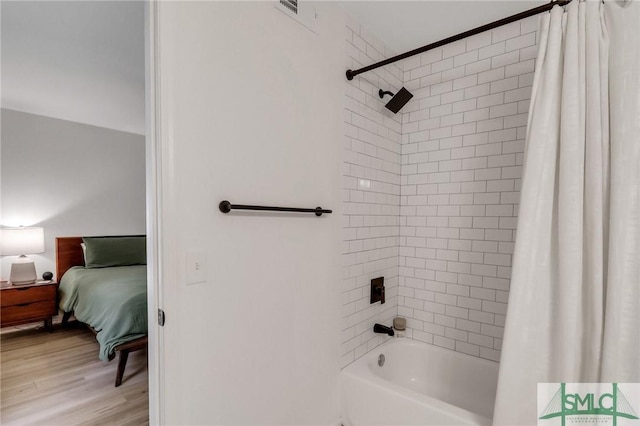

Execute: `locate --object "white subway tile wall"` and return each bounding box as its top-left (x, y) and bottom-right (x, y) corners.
top-left (398, 17), bottom-right (539, 362)
top-left (343, 14), bottom-right (539, 366)
top-left (342, 18), bottom-right (403, 368)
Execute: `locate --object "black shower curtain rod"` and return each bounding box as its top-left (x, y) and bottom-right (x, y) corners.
top-left (345, 0), bottom-right (572, 81)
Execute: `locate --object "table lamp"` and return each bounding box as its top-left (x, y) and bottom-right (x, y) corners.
top-left (1, 227), bottom-right (45, 285)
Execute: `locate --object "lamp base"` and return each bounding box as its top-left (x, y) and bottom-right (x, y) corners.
top-left (9, 259), bottom-right (37, 286)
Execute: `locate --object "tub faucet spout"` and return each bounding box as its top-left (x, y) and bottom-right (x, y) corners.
top-left (373, 323), bottom-right (395, 336)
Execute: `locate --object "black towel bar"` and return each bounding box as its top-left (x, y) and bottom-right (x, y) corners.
top-left (218, 200), bottom-right (332, 217)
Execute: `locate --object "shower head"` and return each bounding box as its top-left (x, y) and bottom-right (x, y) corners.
top-left (378, 87), bottom-right (414, 114)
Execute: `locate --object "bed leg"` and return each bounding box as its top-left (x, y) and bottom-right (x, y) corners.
top-left (62, 312), bottom-right (72, 326)
top-left (115, 349), bottom-right (130, 387)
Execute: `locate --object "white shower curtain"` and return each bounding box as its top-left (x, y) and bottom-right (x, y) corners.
top-left (493, 1), bottom-right (640, 424)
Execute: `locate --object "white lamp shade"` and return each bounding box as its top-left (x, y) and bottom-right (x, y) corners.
top-left (1, 227), bottom-right (45, 256)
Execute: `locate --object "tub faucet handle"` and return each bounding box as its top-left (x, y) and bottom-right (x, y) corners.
top-left (370, 277), bottom-right (385, 304)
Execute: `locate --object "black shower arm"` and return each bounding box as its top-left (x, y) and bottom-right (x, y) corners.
top-left (378, 89), bottom-right (395, 99)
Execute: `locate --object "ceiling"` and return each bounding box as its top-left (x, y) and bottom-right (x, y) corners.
top-left (1, 1), bottom-right (145, 135)
top-left (1, 1), bottom-right (547, 135)
top-left (338, 1), bottom-right (548, 54)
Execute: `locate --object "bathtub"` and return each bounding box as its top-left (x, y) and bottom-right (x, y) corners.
top-left (340, 338), bottom-right (499, 425)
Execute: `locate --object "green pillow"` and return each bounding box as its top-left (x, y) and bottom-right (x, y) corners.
top-left (83, 236), bottom-right (146, 268)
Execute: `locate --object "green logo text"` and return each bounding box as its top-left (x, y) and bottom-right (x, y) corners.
top-left (539, 383), bottom-right (639, 426)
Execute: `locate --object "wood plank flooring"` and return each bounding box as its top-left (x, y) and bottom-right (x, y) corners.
top-left (1, 322), bottom-right (148, 425)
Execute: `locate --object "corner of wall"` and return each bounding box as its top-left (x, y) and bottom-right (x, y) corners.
top-left (341, 17), bottom-right (404, 368)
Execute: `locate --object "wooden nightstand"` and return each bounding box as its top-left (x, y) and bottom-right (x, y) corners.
top-left (0, 280), bottom-right (59, 332)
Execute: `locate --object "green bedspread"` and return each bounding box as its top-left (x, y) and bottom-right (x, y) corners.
top-left (59, 265), bottom-right (147, 361)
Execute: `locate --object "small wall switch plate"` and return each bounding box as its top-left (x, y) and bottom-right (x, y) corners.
top-left (186, 250), bottom-right (207, 285)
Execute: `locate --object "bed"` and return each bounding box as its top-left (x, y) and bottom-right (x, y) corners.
top-left (56, 236), bottom-right (148, 387)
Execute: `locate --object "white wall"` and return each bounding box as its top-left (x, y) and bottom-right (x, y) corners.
top-left (0, 108), bottom-right (146, 280)
top-left (156, 2), bottom-right (343, 424)
top-left (342, 19), bottom-right (403, 368)
top-left (397, 17), bottom-right (540, 362)
top-left (154, 2), bottom-right (545, 422)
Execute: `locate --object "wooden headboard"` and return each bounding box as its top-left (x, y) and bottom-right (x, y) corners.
top-left (56, 237), bottom-right (85, 281)
top-left (55, 235), bottom-right (147, 280)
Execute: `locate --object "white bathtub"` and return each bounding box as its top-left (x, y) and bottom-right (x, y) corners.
top-left (340, 338), bottom-right (499, 425)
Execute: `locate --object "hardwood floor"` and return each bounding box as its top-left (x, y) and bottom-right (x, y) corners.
top-left (1, 322), bottom-right (148, 425)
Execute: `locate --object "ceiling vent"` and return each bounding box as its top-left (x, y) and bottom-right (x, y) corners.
top-left (280, 0), bottom-right (298, 14)
top-left (275, 0), bottom-right (318, 34)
